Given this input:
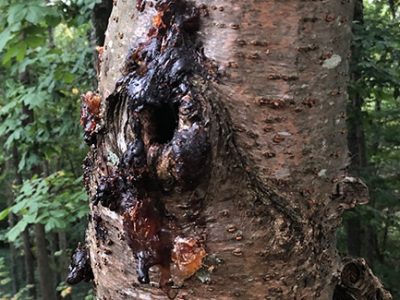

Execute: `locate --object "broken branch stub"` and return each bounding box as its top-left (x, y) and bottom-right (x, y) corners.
top-left (334, 258), bottom-right (393, 300)
top-left (332, 176), bottom-right (369, 210)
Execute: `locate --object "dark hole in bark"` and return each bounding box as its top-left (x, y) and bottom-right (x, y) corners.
top-left (342, 262), bottom-right (361, 285)
top-left (151, 103), bottom-right (179, 144)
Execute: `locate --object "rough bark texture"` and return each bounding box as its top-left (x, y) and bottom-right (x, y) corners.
top-left (80, 1), bottom-right (392, 299)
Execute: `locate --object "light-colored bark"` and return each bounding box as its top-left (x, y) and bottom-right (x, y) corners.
top-left (81, 1), bottom-right (391, 299)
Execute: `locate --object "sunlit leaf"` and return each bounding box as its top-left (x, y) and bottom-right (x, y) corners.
top-left (0, 208), bottom-right (10, 221)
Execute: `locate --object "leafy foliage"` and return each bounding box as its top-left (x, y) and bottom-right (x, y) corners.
top-left (0, 257), bottom-right (12, 299)
top-left (1, 172), bottom-right (88, 241)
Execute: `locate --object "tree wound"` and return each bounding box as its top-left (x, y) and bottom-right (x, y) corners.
top-left (66, 244), bottom-right (94, 285)
top-left (90, 0), bottom-right (211, 293)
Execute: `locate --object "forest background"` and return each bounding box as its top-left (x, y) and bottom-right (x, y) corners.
top-left (0, 0), bottom-right (398, 299)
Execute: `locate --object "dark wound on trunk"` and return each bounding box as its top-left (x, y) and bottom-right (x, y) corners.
top-left (82, 0), bottom-right (211, 295)
top-left (66, 244), bottom-right (94, 285)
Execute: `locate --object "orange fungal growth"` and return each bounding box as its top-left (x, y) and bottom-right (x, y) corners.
top-left (171, 237), bottom-right (206, 282)
top-left (153, 12), bottom-right (166, 29)
top-left (83, 91), bottom-right (101, 115)
top-left (95, 46), bottom-right (104, 62)
top-left (80, 91), bottom-right (101, 144)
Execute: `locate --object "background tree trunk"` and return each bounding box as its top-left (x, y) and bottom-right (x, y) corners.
top-left (34, 224), bottom-right (57, 300)
top-left (82, 0), bottom-right (392, 299)
top-left (345, 0), bottom-right (365, 260)
top-left (22, 229), bottom-right (35, 299)
top-left (7, 202), bottom-right (19, 294)
top-left (12, 145), bottom-right (36, 299)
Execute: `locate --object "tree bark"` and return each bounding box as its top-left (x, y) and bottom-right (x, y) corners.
top-left (80, 0), bottom-right (392, 299)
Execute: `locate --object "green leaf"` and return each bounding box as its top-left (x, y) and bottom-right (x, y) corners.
top-left (16, 42), bottom-right (27, 62)
top-left (0, 208), bottom-right (10, 221)
top-left (6, 219), bottom-right (28, 242)
top-left (0, 28), bottom-right (13, 52)
top-left (25, 5), bottom-right (44, 24)
top-left (25, 35), bottom-right (46, 48)
top-left (2, 42), bottom-right (27, 64)
top-left (7, 4), bottom-right (27, 25)
top-left (11, 198), bottom-right (29, 214)
top-left (22, 90), bottom-right (45, 109)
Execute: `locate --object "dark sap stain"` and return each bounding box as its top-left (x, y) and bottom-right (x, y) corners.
top-left (93, 215), bottom-right (109, 243)
top-left (122, 195), bottom-right (172, 284)
top-left (91, 0), bottom-right (211, 292)
top-left (82, 154), bottom-right (94, 193)
top-left (136, 0), bottom-right (146, 12)
top-left (66, 244), bottom-right (93, 285)
top-left (93, 175), bottom-right (124, 210)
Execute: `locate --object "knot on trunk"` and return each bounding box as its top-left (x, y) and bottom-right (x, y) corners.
top-left (333, 258), bottom-right (392, 300)
top-left (331, 176), bottom-right (369, 210)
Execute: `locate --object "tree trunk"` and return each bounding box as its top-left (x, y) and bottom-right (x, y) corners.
top-left (34, 224), bottom-right (57, 300)
top-left (22, 228), bottom-right (36, 299)
top-left (58, 231), bottom-right (68, 279)
top-left (5, 155), bottom-right (19, 294)
top-left (80, 0), bottom-right (392, 299)
top-left (8, 215), bottom-right (19, 294)
top-left (345, 0), bottom-right (366, 261)
top-left (12, 144), bottom-right (36, 298)
top-left (49, 232), bottom-right (62, 297)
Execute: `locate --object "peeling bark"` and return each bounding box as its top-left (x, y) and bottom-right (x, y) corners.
top-left (77, 0), bottom-right (392, 299)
